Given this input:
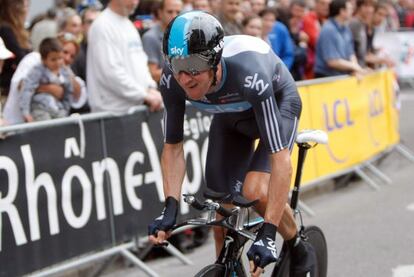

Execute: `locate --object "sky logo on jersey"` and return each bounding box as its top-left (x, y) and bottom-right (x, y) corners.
top-left (160, 73), bottom-right (172, 89)
top-left (170, 46), bottom-right (184, 56)
top-left (244, 73), bottom-right (269, 95)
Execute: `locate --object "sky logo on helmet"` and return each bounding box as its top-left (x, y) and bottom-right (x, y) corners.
top-left (170, 46), bottom-right (184, 56)
top-left (213, 40), bottom-right (224, 53)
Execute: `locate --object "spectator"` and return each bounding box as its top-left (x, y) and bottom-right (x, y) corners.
top-left (314, 0), bottom-right (365, 77)
top-left (142, 0), bottom-right (183, 83)
top-left (382, 0), bottom-right (400, 31)
top-left (349, 0), bottom-right (375, 66)
top-left (59, 8), bottom-right (83, 43)
top-left (0, 37), bottom-right (14, 74)
top-left (394, 0), bottom-right (411, 27)
top-left (0, 36), bottom-right (13, 125)
top-left (371, 1), bottom-right (390, 33)
top-left (279, 0), bottom-right (292, 10)
top-left (302, 0), bottom-right (331, 78)
top-left (404, 0), bottom-right (414, 27)
top-left (19, 38), bottom-right (74, 122)
top-left (277, 0), bottom-right (292, 25)
top-left (0, 0), bottom-right (31, 98)
top-left (76, 0), bottom-right (104, 13)
top-left (87, 0), bottom-right (163, 113)
top-left (182, 0), bottom-right (194, 11)
top-left (57, 33), bottom-right (82, 107)
top-left (71, 7), bottom-right (101, 83)
top-left (242, 15), bottom-right (263, 37)
top-left (288, 0), bottom-right (309, 80)
top-left (364, 3), bottom-right (395, 68)
top-left (30, 9), bottom-right (59, 51)
top-left (218, 0), bottom-right (244, 35)
top-left (260, 8), bottom-right (295, 69)
top-left (250, 0), bottom-right (266, 15)
top-left (193, 0), bottom-right (212, 12)
top-left (209, 0), bottom-right (222, 15)
top-left (3, 34), bottom-right (82, 125)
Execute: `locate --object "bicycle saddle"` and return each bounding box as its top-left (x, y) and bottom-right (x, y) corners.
top-left (296, 129), bottom-right (328, 145)
top-left (204, 189), bottom-right (258, 208)
top-left (232, 194), bottom-right (258, 208)
top-left (203, 189), bottom-right (232, 201)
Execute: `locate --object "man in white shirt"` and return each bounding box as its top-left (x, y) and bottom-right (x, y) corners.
top-left (87, 0), bottom-right (163, 113)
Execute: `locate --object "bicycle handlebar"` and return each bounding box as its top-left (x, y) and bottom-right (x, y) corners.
top-left (183, 194), bottom-right (234, 217)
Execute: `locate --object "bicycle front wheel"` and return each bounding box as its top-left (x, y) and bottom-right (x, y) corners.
top-left (195, 264), bottom-right (226, 277)
top-left (304, 225), bottom-right (328, 277)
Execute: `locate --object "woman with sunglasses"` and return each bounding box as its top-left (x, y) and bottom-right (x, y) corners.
top-left (148, 11), bottom-right (315, 277)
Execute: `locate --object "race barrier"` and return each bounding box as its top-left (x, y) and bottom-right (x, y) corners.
top-left (0, 109), bottom-right (211, 277)
top-left (0, 69), bottom-right (410, 277)
top-left (291, 69), bottom-right (401, 189)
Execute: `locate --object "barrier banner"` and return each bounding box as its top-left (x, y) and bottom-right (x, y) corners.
top-left (0, 107), bottom-right (211, 277)
top-left (358, 71), bottom-right (390, 154)
top-left (303, 71), bottom-right (392, 177)
top-left (290, 86), bottom-right (319, 186)
top-left (102, 111), bottom-right (212, 244)
top-left (0, 120), bottom-right (113, 277)
top-left (383, 71), bottom-right (400, 146)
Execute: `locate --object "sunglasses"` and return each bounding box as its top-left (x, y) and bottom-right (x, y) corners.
top-left (167, 54), bottom-right (212, 76)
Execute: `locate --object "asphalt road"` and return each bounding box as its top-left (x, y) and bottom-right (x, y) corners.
top-left (102, 87), bottom-right (414, 277)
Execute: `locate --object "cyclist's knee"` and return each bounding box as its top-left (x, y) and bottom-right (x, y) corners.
top-left (242, 172), bottom-right (269, 200)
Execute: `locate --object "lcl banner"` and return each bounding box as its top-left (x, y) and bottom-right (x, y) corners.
top-left (300, 70), bottom-right (398, 179)
top-left (0, 107), bottom-right (212, 277)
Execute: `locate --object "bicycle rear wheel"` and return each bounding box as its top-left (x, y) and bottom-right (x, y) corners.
top-left (304, 225), bottom-right (328, 277)
top-left (271, 225), bottom-right (327, 277)
top-left (195, 264), bottom-right (225, 277)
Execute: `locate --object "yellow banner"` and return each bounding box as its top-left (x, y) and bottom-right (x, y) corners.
top-left (293, 70), bottom-right (399, 187)
top-left (290, 86), bottom-right (318, 186)
top-left (384, 71), bottom-right (400, 146)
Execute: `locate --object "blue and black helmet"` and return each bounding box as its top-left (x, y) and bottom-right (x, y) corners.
top-left (162, 11), bottom-right (224, 69)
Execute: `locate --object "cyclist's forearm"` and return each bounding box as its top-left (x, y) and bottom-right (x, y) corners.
top-left (264, 149), bottom-right (292, 227)
top-left (161, 142), bottom-right (186, 200)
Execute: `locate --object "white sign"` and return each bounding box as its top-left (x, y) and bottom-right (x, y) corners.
top-left (374, 31), bottom-right (414, 79)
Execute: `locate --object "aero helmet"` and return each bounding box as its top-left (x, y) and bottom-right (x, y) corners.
top-left (163, 11), bottom-right (224, 77)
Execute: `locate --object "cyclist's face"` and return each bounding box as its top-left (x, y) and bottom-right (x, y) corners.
top-left (175, 70), bottom-right (214, 100)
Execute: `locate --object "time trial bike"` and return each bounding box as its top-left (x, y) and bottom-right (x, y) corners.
top-left (169, 129), bottom-right (329, 277)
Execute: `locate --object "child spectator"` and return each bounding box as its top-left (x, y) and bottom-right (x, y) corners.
top-left (20, 38), bottom-right (73, 122)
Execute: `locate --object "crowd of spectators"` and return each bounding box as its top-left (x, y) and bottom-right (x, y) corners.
top-left (0, 0), bottom-right (413, 125)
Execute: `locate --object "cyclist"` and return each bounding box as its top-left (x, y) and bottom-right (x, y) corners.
top-left (148, 11), bottom-right (316, 277)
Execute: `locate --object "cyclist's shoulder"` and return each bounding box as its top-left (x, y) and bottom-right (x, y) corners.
top-left (223, 35), bottom-right (277, 80)
top-left (223, 35), bottom-right (273, 60)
